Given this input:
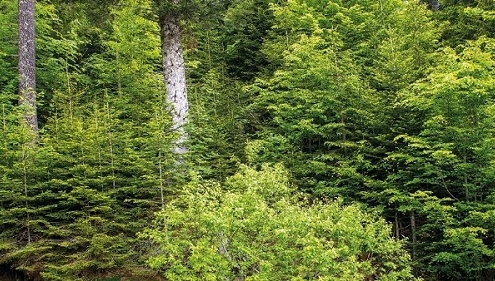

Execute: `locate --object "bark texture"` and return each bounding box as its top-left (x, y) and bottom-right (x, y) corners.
top-left (159, 0), bottom-right (188, 155)
top-left (18, 0), bottom-right (38, 135)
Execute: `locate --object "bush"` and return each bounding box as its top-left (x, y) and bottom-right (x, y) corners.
top-left (141, 164), bottom-right (416, 281)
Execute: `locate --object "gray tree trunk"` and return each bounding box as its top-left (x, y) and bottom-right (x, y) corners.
top-left (159, 0), bottom-right (188, 155)
top-left (18, 0), bottom-right (38, 136)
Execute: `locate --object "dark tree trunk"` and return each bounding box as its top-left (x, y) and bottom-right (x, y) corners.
top-left (158, 0), bottom-right (188, 155)
top-left (18, 0), bottom-right (38, 136)
top-left (422, 0), bottom-right (440, 11)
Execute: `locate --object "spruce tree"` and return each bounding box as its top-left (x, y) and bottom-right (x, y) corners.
top-left (18, 0), bottom-right (38, 136)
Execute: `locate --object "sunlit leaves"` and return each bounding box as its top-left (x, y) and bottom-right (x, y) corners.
top-left (141, 165), bottom-right (415, 280)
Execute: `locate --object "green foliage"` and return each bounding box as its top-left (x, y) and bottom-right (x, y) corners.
top-left (222, 0), bottom-right (275, 80)
top-left (435, 0), bottom-right (495, 48)
top-left (244, 1), bottom-right (495, 279)
top-left (4, 0), bottom-right (495, 279)
top-left (0, 0), bottom-right (17, 96)
top-left (370, 1), bottom-right (439, 92)
top-left (398, 37), bottom-right (495, 203)
top-left (377, 37), bottom-right (495, 279)
top-left (0, 1), bottom-right (173, 279)
top-left (141, 164), bottom-right (415, 281)
top-left (187, 70), bottom-right (246, 179)
top-left (247, 0), bottom-right (382, 197)
top-left (92, 0), bottom-right (162, 121)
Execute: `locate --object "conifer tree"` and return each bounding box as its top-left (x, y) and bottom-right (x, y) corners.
top-left (18, 0), bottom-right (38, 136)
top-left (155, 0), bottom-right (189, 156)
top-left (0, 0), bottom-right (17, 96)
top-left (374, 37), bottom-right (495, 279)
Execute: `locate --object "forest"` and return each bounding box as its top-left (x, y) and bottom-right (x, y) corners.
top-left (2, 0), bottom-right (495, 280)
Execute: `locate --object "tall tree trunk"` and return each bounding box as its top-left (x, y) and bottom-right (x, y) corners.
top-left (18, 0), bottom-right (38, 137)
top-left (158, 0), bottom-right (188, 155)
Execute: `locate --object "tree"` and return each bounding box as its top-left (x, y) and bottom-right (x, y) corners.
top-left (246, 0), bottom-right (380, 196)
top-left (0, 0), bottom-right (17, 97)
top-left (379, 37), bottom-right (495, 279)
top-left (1, 1), bottom-right (175, 279)
top-left (434, 0), bottom-right (495, 48)
top-left (156, 0), bottom-right (188, 155)
top-left (18, 0), bottom-right (38, 137)
top-left (222, 0), bottom-right (274, 81)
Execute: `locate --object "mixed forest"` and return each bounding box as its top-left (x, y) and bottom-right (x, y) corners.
top-left (2, 0), bottom-right (495, 280)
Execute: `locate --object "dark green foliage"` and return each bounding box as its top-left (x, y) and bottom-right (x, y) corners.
top-left (0, 95), bottom-right (171, 280)
top-left (0, 0), bottom-right (17, 96)
top-left (0, 1), bottom-right (172, 279)
top-left (435, 0), bottom-right (495, 48)
top-left (222, 0), bottom-right (275, 81)
top-left (187, 70), bottom-right (246, 179)
top-left (4, 0), bottom-right (495, 280)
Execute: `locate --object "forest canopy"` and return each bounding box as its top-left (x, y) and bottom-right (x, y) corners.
top-left (2, 0), bottom-right (495, 280)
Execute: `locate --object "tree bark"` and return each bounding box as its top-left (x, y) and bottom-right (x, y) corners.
top-left (158, 0), bottom-right (188, 155)
top-left (410, 211), bottom-right (417, 262)
top-left (394, 211), bottom-right (400, 241)
top-left (18, 0), bottom-right (38, 136)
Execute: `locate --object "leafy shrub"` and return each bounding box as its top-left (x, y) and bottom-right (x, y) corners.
top-left (141, 164), bottom-right (415, 281)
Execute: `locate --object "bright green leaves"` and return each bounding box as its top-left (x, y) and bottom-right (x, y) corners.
top-left (402, 38), bottom-right (495, 202)
top-left (244, 1), bottom-right (495, 279)
top-left (248, 0), bottom-right (378, 196)
top-left (87, 0), bottom-right (162, 122)
top-left (380, 37), bottom-right (495, 278)
top-left (142, 165), bottom-right (415, 281)
top-left (370, 1), bottom-right (439, 92)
